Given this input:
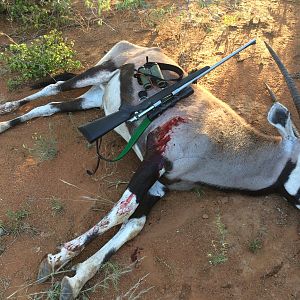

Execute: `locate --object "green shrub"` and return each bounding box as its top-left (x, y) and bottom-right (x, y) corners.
top-left (0, 0), bottom-right (72, 29)
top-left (0, 30), bottom-right (81, 89)
top-left (0, 1), bottom-right (6, 13)
top-left (208, 214), bottom-right (229, 266)
top-left (6, 209), bottom-right (29, 235)
top-left (115, 0), bottom-right (145, 10)
top-left (84, 0), bottom-right (145, 24)
top-left (23, 126), bottom-right (58, 161)
top-left (84, 0), bottom-right (111, 21)
top-left (248, 239), bottom-right (263, 253)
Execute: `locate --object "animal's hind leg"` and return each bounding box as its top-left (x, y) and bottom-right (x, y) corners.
top-left (0, 61), bottom-right (118, 115)
top-left (37, 187), bottom-right (140, 283)
top-left (38, 178), bottom-right (165, 282)
top-left (37, 155), bottom-right (166, 284)
top-left (60, 183), bottom-right (165, 300)
top-left (0, 85), bottom-right (103, 134)
top-left (60, 218), bottom-right (146, 300)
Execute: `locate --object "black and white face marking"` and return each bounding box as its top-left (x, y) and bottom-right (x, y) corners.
top-left (267, 103), bottom-right (300, 208)
top-left (267, 102), bottom-right (296, 140)
top-left (283, 159), bottom-right (300, 209)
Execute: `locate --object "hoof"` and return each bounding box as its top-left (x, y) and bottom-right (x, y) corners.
top-left (37, 256), bottom-right (53, 283)
top-left (0, 122), bottom-right (10, 134)
top-left (60, 277), bottom-right (75, 300)
top-left (0, 101), bottom-right (19, 115)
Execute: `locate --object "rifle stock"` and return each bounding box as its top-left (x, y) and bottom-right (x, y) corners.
top-left (78, 109), bottom-right (132, 143)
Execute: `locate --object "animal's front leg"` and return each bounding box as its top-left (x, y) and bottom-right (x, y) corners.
top-left (0, 81), bottom-right (65, 115)
top-left (37, 188), bottom-right (139, 283)
top-left (38, 179), bottom-right (166, 282)
top-left (0, 61), bottom-right (118, 115)
top-left (0, 85), bottom-right (103, 134)
top-left (60, 217), bottom-right (146, 300)
top-left (38, 154), bottom-right (166, 296)
top-left (59, 180), bottom-right (166, 300)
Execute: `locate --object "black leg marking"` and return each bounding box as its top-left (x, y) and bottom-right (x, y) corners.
top-left (31, 72), bottom-right (77, 89)
top-left (128, 155), bottom-right (166, 201)
top-left (130, 193), bottom-right (161, 219)
top-left (8, 117), bottom-right (22, 128)
top-left (102, 248), bottom-right (116, 264)
top-left (120, 63), bottom-right (135, 105)
top-left (50, 98), bottom-right (85, 112)
top-left (59, 60), bottom-right (117, 92)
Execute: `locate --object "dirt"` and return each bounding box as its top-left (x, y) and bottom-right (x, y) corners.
top-left (0, 0), bottom-right (300, 299)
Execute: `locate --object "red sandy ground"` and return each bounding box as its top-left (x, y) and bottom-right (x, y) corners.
top-left (0, 0), bottom-right (299, 299)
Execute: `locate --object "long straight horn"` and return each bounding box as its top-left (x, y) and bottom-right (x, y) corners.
top-left (264, 41), bottom-right (300, 118)
top-left (264, 82), bottom-right (279, 103)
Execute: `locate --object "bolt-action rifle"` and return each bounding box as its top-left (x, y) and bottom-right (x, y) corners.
top-left (78, 39), bottom-right (256, 144)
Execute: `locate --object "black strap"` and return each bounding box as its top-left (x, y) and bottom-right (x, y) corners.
top-left (134, 62), bottom-right (184, 83)
top-left (156, 62), bottom-right (184, 81)
top-left (86, 138), bottom-right (103, 175)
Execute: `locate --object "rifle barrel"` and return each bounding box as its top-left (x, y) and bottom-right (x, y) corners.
top-left (172, 39), bottom-right (256, 95)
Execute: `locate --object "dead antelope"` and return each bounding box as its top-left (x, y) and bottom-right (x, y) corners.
top-left (0, 41), bottom-right (299, 299)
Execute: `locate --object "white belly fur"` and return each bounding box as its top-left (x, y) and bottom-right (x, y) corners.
top-left (103, 73), bottom-right (143, 161)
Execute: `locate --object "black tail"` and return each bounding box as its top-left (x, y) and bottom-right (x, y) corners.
top-left (30, 72), bottom-right (77, 89)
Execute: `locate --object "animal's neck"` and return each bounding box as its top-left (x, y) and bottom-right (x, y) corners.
top-left (237, 137), bottom-right (293, 190)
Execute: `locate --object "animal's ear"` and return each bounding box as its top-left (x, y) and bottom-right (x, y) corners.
top-left (267, 102), bottom-right (296, 139)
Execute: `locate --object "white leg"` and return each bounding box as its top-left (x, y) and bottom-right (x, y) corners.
top-left (38, 188), bottom-right (139, 282)
top-left (60, 217), bottom-right (146, 300)
top-left (0, 81), bottom-right (65, 115)
top-left (0, 66), bottom-right (118, 115)
top-left (0, 102), bottom-right (59, 133)
top-left (79, 85), bottom-right (104, 109)
top-left (0, 85), bottom-right (104, 134)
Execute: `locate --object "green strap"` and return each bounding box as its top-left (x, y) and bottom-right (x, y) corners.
top-left (88, 117), bottom-right (152, 175)
top-left (112, 116), bottom-right (152, 161)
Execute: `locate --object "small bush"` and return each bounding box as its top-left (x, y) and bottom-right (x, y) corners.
top-left (6, 209), bottom-right (29, 235)
top-left (84, 0), bottom-right (111, 22)
top-left (248, 239), bottom-right (262, 253)
top-left (50, 197), bottom-right (64, 215)
top-left (115, 0), bottom-right (145, 10)
top-left (0, 1), bottom-right (6, 13)
top-left (0, 30), bottom-right (81, 89)
top-left (0, 0), bottom-right (72, 29)
top-left (23, 131), bottom-right (58, 161)
top-left (84, 0), bottom-right (145, 24)
top-left (208, 214), bottom-right (229, 266)
top-left (145, 5), bottom-right (175, 27)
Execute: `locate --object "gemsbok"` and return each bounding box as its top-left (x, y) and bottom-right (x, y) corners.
top-left (0, 40), bottom-right (299, 299)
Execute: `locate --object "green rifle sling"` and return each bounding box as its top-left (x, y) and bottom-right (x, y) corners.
top-left (107, 116), bottom-right (152, 161)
